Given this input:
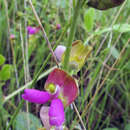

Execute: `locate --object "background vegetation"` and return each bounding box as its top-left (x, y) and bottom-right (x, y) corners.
top-left (0, 0), bottom-right (130, 130)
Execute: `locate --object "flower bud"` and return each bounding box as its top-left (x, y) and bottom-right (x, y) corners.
top-left (54, 45), bottom-right (66, 61)
top-left (10, 34), bottom-right (16, 42)
top-left (10, 34), bottom-right (15, 40)
top-left (27, 26), bottom-right (40, 35)
top-left (56, 24), bottom-right (61, 30)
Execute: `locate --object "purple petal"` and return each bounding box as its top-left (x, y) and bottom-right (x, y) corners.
top-left (49, 99), bottom-right (65, 126)
top-left (27, 26), bottom-right (40, 35)
top-left (22, 89), bottom-right (51, 104)
top-left (56, 24), bottom-right (61, 30)
top-left (54, 45), bottom-right (66, 61)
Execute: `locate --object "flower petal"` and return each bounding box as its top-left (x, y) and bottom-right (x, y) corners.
top-left (49, 99), bottom-right (65, 126)
top-left (10, 34), bottom-right (15, 40)
top-left (40, 106), bottom-right (51, 130)
top-left (54, 45), bottom-right (66, 61)
top-left (45, 68), bottom-right (78, 106)
top-left (22, 89), bottom-right (51, 104)
top-left (27, 26), bottom-right (40, 35)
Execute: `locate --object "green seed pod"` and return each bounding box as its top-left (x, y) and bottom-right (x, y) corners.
top-left (87, 0), bottom-right (125, 10)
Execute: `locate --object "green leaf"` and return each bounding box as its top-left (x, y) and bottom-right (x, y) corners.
top-left (0, 54), bottom-right (5, 66)
top-left (113, 24), bottom-right (130, 33)
top-left (124, 124), bottom-right (130, 130)
top-left (0, 64), bottom-right (12, 81)
top-left (15, 112), bottom-right (42, 130)
top-left (110, 46), bottom-right (120, 59)
top-left (103, 128), bottom-right (118, 130)
top-left (84, 8), bottom-right (95, 32)
top-left (95, 24), bottom-right (130, 35)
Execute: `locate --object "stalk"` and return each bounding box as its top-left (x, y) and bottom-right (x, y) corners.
top-left (63, 0), bottom-right (82, 71)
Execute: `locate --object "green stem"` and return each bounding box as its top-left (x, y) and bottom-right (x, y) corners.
top-left (63, 0), bottom-right (82, 71)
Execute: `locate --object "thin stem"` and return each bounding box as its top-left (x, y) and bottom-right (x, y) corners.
top-left (73, 102), bottom-right (86, 130)
top-left (63, 0), bottom-right (82, 71)
top-left (24, 0), bottom-right (31, 82)
top-left (10, 40), bottom-right (20, 101)
top-left (62, 0), bottom-right (85, 128)
top-left (3, 0), bottom-right (11, 63)
top-left (28, 0), bottom-right (59, 67)
top-left (20, 23), bottom-right (27, 82)
top-left (24, 0), bottom-right (31, 129)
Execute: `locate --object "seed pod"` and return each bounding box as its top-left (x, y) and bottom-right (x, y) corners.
top-left (87, 0), bottom-right (125, 10)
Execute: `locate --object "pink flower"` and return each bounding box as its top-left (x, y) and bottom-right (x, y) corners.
top-left (10, 34), bottom-right (15, 40)
top-left (22, 89), bottom-right (64, 127)
top-left (27, 26), bottom-right (40, 35)
top-left (22, 68), bottom-right (78, 128)
top-left (54, 45), bottom-right (66, 61)
top-left (56, 24), bottom-right (61, 30)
